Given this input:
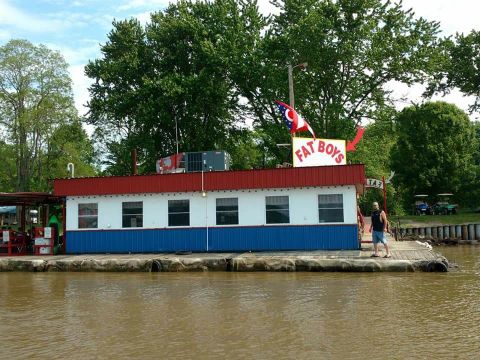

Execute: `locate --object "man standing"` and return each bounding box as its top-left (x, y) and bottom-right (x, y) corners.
top-left (369, 202), bottom-right (391, 258)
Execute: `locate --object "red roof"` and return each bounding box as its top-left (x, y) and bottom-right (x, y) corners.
top-left (53, 165), bottom-right (365, 196)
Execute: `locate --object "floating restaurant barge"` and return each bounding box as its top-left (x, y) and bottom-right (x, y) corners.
top-left (53, 165), bottom-right (365, 254)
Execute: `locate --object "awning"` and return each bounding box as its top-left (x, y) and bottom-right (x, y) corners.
top-left (0, 192), bottom-right (65, 206)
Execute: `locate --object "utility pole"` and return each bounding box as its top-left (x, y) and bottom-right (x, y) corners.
top-left (288, 64), bottom-right (294, 108)
top-left (287, 62), bottom-right (308, 109)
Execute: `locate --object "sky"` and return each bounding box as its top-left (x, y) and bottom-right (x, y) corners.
top-left (1, 0), bottom-right (480, 121)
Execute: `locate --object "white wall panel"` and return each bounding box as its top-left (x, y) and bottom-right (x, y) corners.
top-left (66, 185), bottom-right (357, 231)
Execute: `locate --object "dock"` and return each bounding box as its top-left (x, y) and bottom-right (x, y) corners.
top-left (0, 236), bottom-right (448, 272)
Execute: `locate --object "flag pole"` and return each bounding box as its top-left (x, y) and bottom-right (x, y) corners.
top-left (382, 176), bottom-right (388, 215)
top-left (288, 64), bottom-right (296, 139)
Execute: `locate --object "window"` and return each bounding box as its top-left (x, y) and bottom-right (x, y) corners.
top-left (266, 196), bottom-right (289, 224)
top-left (78, 203), bottom-right (98, 229)
top-left (216, 198), bottom-right (238, 225)
top-left (318, 194), bottom-right (344, 222)
top-left (168, 200), bottom-right (190, 226)
top-left (122, 201), bottom-right (143, 228)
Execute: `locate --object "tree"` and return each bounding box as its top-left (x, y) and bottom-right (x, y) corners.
top-left (44, 120), bottom-right (97, 184)
top-left (349, 107), bottom-right (401, 214)
top-left (86, 0), bottom-right (444, 173)
top-left (86, 18), bottom-right (150, 174)
top-left (0, 140), bottom-right (15, 192)
top-left (0, 39), bottom-right (96, 191)
top-left (391, 102), bottom-right (477, 207)
top-left (430, 31), bottom-right (480, 113)
top-left (86, 1), bottom-right (266, 174)
top-left (235, 0), bottom-right (443, 151)
top-left (455, 121), bottom-right (480, 208)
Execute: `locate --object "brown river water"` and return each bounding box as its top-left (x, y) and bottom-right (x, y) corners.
top-left (0, 247), bottom-right (479, 360)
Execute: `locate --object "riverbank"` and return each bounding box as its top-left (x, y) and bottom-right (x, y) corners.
top-left (0, 239), bottom-right (448, 272)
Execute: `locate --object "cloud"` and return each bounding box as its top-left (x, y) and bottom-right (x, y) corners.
top-left (117, 0), bottom-right (171, 12)
top-left (0, 29), bottom-right (11, 41)
top-left (0, 0), bottom-right (64, 33)
top-left (45, 40), bottom-right (101, 67)
top-left (69, 64), bottom-right (92, 117)
top-left (257, 0), bottom-right (280, 17)
top-left (135, 11), bottom-right (152, 26)
top-left (46, 11), bottom-right (106, 29)
top-left (385, 80), bottom-right (479, 120)
top-left (401, 0), bottom-right (480, 36)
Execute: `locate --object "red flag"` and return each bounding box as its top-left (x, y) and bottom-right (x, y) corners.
top-left (275, 100), bottom-right (316, 138)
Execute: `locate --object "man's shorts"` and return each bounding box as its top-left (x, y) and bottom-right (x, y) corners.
top-left (372, 230), bottom-right (387, 244)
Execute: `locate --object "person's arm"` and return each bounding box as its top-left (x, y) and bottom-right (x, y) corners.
top-left (369, 215), bottom-right (373, 233)
top-left (357, 207), bottom-right (365, 228)
top-left (381, 211), bottom-right (389, 232)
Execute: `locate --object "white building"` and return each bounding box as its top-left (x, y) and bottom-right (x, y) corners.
top-left (54, 165), bottom-right (365, 253)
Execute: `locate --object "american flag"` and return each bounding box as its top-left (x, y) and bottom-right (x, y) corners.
top-left (275, 100), bottom-right (316, 138)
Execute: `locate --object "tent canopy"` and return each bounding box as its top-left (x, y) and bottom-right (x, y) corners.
top-left (0, 206), bottom-right (16, 214)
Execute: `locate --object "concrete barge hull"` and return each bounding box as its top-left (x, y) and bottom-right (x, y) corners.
top-left (0, 252), bottom-right (448, 273)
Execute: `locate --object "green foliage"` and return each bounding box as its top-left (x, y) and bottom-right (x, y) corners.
top-left (223, 129), bottom-right (263, 170)
top-left (244, 0), bottom-right (442, 141)
top-left (0, 141), bottom-right (15, 192)
top-left (349, 107), bottom-right (397, 176)
top-left (46, 120), bottom-right (97, 180)
top-left (349, 107), bottom-right (402, 214)
top-left (456, 121), bottom-right (480, 209)
top-left (433, 31), bottom-right (480, 112)
top-left (86, 1), bottom-right (266, 174)
top-left (85, 0), bottom-right (443, 174)
top-left (0, 39), bottom-right (96, 191)
top-left (391, 102), bottom-right (478, 208)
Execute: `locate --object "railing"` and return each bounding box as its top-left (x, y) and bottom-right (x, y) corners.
top-left (0, 230), bottom-right (29, 256)
top-left (393, 223), bottom-right (480, 242)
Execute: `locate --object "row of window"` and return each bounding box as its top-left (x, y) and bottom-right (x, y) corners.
top-left (77, 194), bottom-right (344, 229)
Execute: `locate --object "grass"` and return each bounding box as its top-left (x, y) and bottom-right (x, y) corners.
top-left (392, 210), bottom-right (480, 227)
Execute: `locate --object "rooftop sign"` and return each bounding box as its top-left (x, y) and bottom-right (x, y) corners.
top-left (292, 137), bottom-right (347, 167)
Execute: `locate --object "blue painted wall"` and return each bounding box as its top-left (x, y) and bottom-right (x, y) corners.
top-left (66, 225), bottom-right (358, 254)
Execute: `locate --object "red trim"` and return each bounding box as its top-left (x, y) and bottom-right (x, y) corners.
top-left (54, 165), bottom-right (365, 196)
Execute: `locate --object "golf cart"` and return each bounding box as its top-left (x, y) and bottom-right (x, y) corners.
top-left (432, 193), bottom-right (457, 215)
top-left (414, 194), bottom-right (432, 215)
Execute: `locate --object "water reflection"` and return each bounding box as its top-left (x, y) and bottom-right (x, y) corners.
top-left (0, 247), bottom-right (479, 359)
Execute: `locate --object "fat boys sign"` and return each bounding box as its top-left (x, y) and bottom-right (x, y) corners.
top-left (292, 137), bottom-right (347, 167)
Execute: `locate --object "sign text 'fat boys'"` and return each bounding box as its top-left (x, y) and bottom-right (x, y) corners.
top-left (292, 137), bottom-right (347, 167)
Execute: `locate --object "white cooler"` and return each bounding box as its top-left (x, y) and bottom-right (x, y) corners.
top-left (35, 238), bottom-right (52, 254)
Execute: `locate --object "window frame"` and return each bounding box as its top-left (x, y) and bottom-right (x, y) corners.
top-left (168, 199), bottom-right (190, 227)
top-left (265, 195), bottom-right (290, 224)
top-left (122, 201), bottom-right (143, 228)
top-left (78, 203), bottom-right (98, 229)
top-left (318, 194), bottom-right (344, 223)
top-left (216, 197), bottom-right (239, 225)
